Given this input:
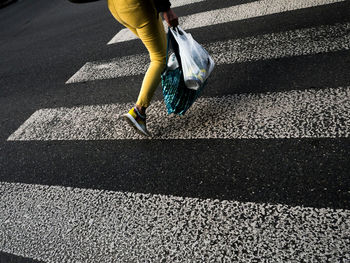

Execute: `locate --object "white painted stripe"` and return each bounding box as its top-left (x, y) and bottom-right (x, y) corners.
top-left (1, 182), bottom-right (349, 262)
top-left (68, 22), bottom-right (350, 84)
top-left (107, 0), bottom-right (206, 44)
top-left (107, 28), bottom-right (134, 44)
top-left (7, 87), bottom-right (350, 141)
top-left (107, 0), bottom-right (345, 44)
top-left (171, 0), bottom-right (206, 7)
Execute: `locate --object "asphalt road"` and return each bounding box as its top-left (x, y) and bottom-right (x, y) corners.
top-left (0, 0), bottom-right (349, 262)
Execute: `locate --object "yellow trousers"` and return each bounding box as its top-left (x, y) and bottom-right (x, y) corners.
top-left (108, 0), bottom-right (167, 108)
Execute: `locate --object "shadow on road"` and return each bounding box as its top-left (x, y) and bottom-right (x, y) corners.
top-left (0, 0), bottom-right (17, 9)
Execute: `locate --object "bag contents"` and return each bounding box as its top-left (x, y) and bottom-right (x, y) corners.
top-left (170, 26), bottom-right (215, 90)
top-left (167, 53), bottom-right (179, 70)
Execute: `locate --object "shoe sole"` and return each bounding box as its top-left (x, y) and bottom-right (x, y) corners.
top-left (123, 113), bottom-right (150, 137)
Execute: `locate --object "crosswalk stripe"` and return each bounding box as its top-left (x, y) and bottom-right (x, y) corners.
top-left (7, 87), bottom-right (350, 141)
top-left (68, 22), bottom-right (350, 84)
top-left (107, 0), bottom-right (345, 44)
top-left (170, 0), bottom-right (206, 7)
top-left (107, 0), bottom-right (207, 44)
top-left (1, 182), bottom-right (349, 262)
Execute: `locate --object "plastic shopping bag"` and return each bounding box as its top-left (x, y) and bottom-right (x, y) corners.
top-left (169, 26), bottom-right (215, 90)
top-left (161, 30), bottom-right (206, 115)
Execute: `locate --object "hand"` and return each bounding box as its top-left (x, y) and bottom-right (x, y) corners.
top-left (163, 9), bottom-right (179, 27)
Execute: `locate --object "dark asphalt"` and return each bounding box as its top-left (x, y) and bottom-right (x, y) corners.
top-left (0, 251), bottom-right (43, 263)
top-left (0, 0), bottom-right (349, 261)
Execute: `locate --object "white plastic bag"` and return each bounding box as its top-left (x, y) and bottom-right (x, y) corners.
top-left (170, 26), bottom-right (215, 90)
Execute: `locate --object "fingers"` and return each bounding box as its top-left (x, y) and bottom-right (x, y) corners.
top-left (163, 9), bottom-right (179, 27)
top-left (169, 17), bottom-right (179, 27)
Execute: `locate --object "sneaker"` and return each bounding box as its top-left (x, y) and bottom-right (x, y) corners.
top-left (123, 107), bottom-right (150, 137)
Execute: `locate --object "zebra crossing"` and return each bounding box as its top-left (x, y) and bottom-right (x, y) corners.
top-left (1, 182), bottom-right (349, 262)
top-left (107, 0), bottom-right (345, 44)
top-left (67, 22), bottom-right (350, 83)
top-left (7, 87), bottom-right (350, 140)
top-left (2, 0), bottom-right (350, 261)
top-left (7, 0), bottom-right (350, 142)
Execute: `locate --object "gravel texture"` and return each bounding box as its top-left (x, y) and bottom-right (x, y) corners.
top-left (7, 87), bottom-right (350, 140)
top-left (0, 182), bottom-right (349, 262)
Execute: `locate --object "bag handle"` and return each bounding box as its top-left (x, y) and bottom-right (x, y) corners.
top-left (165, 29), bottom-right (171, 66)
top-left (166, 27), bottom-right (182, 69)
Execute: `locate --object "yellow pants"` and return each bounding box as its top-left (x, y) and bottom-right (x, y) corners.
top-left (108, 0), bottom-right (167, 108)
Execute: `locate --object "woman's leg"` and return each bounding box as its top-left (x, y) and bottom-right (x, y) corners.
top-left (108, 0), bottom-right (167, 109)
top-left (135, 15), bottom-right (167, 108)
top-left (107, 0), bottom-right (166, 136)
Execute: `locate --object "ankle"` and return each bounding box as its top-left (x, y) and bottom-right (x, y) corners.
top-left (135, 105), bottom-right (146, 116)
